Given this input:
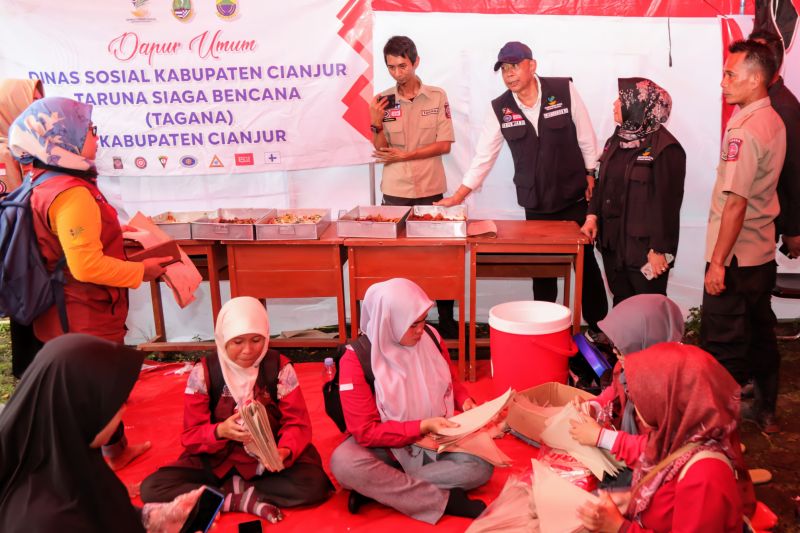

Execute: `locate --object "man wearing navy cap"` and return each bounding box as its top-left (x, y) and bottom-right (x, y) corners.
top-left (437, 41), bottom-right (608, 333)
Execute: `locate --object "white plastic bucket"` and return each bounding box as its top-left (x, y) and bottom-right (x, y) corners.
top-left (489, 301), bottom-right (575, 391)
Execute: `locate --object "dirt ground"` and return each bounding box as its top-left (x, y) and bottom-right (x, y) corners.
top-left (740, 323), bottom-right (800, 532)
top-left (2, 321), bottom-right (800, 530)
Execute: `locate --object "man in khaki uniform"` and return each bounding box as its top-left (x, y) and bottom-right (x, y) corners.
top-left (369, 35), bottom-right (457, 336)
top-left (701, 39), bottom-right (786, 433)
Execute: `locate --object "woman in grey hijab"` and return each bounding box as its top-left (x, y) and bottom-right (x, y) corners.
top-left (572, 293), bottom-right (684, 435)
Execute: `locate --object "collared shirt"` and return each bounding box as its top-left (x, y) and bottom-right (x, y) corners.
top-left (461, 76), bottom-right (597, 191)
top-left (379, 79), bottom-right (455, 198)
top-left (705, 97), bottom-right (786, 266)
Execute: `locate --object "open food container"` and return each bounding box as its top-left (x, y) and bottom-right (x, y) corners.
top-left (148, 211), bottom-right (215, 240)
top-left (190, 208), bottom-right (272, 240)
top-left (406, 205), bottom-right (468, 238)
top-left (336, 205), bottom-right (410, 238)
top-left (254, 209), bottom-right (331, 240)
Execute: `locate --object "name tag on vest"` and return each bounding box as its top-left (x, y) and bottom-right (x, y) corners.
top-left (543, 107), bottom-right (569, 119)
top-left (501, 112), bottom-right (525, 128)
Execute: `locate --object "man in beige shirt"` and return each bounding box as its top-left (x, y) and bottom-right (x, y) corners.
top-left (369, 35), bottom-right (457, 336)
top-left (701, 39), bottom-right (786, 433)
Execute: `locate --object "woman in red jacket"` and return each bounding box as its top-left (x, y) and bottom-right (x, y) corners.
top-left (140, 296), bottom-right (332, 523)
top-left (329, 278), bottom-right (492, 524)
top-left (577, 343), bottom-right (754, 532)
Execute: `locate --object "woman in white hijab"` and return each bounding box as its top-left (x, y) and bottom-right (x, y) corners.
top-left (330, 278), bottom-right (493, 524)
top-left (140, 297), bottom-right (332, 523)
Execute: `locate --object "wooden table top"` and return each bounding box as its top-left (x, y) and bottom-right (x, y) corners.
top-left (467, 220), bottom-right (589, 245)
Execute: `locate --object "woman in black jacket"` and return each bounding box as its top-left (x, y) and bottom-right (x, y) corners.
top-left (582, 78), bottom-right (686, 306)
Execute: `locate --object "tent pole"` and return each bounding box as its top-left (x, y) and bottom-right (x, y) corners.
top-left (369, 162), bottom-right (377, 205)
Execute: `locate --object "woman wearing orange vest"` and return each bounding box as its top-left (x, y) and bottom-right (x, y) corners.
top-left (8, 96), bottom-right (167, 469)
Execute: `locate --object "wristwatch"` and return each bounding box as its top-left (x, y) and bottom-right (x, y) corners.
top-left (370, 124), bottom-right (383, 134)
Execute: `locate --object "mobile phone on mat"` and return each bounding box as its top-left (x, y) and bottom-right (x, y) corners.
top-left (238, 520), bottom-right (264, 533)
top-left (179, 486), bottom-right (224, 533)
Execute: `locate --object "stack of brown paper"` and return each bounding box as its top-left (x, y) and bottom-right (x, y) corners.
top-left (240, 401), bottom-right (285, 472)
top-left (539, 403), bottom-right (624, 479)
top-left (532, 459), bottom-right (599, 533)
top-left (416, 388), bottom-right (514, 466)
top-left (417, 429), bottom-right (512, 467)
top-left (126, 212), bottom-right (202, 308)
top-left (433, 388), bottom-right (514, 449)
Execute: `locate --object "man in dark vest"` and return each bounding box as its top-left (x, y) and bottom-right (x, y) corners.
top-left (437, 41), bottom-right (608, 333)
top-left (749, 29), bottom-right (800, 259)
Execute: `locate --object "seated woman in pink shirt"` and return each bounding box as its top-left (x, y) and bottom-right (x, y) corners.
top-left (577, 343), bottom-right (755, 532)
top-left (329, 278), bottom-right (492, 524)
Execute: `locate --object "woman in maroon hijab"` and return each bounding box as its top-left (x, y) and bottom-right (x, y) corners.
top-left (577, 343), bottom-right (755, 532)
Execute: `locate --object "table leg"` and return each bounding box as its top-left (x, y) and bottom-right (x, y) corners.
top-left (333, 246), bottom-right (347, 342)
top-left (573, 244), bottom-right (585, 334)
top-left (149, 280), bottom-right (166, 342)
top-left (469, 247), bottom-right (478, 382)
top-left (348, 248), bottom-right (359, 340)
top-left (207, 244), bottom-right (224, 325)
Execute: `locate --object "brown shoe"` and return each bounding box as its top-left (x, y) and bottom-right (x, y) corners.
top-left (749, 468), bottom-right (773, 485)
top-left (740, 382), bottom-right (754, 400)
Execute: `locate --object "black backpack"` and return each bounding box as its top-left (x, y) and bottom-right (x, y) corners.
top-left (323, 325), bottom-right (440, 432)
top-left (0, 169), bottom-right (68, 331)
top-left (206, 349), bottom-right (281, 416)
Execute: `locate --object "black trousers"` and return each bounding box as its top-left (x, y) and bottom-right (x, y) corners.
top-left (600, 249), bottom-right (669, 307)
top-left (525, 200), bottom-right (608, 330)
top-left (10, 320), bottom-right (44, 379)
top-left (700, 258), bottom-right (780, 414)
top-left (140, 458), bottom-right (333, 508)
top-left (381, 193), bottom-right (455, 325)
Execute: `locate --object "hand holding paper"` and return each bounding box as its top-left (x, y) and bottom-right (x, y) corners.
top-left (532, 459), bottom-right (599, 533)
top-left (240, 401), bottom-right (285, 472)
top-left (416, 388), bottom-right (514, 466)
top-left (539, 403), bottom-right (624, 479)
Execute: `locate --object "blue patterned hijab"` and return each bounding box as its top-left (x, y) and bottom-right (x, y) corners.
top-left (8, 96), bottom-right (94, 171)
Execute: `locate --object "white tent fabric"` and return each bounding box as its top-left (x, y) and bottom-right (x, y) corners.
top-left (121, 12), bottom-right (798, 343)
top-left (1, 5), bottom-right (797, 342)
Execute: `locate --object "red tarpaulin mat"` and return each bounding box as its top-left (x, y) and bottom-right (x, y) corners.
top-left (117, 360), bottom-right (539, 533)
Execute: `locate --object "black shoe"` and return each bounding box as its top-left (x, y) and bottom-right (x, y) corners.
top-left (444, 488), bottom-right (486, 519)
top-left (741, 403), bottom-right (780, 434)
top-left (347, 490), bottom-right (373, 514)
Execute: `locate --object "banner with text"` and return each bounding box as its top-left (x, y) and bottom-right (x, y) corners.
top-left (0, 0), bottom-right (373, 175)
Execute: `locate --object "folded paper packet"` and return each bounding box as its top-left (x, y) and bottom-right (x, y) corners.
top-left (467, 220), bottom-right (497, 237)
top-left (127, 212), bottom-right (202, 308)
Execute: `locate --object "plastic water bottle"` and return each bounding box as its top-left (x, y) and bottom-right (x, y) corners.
top-left (323, 357), bottom-right (336, 382)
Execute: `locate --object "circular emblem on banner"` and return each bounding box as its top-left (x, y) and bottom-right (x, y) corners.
top-left (135, 157), bottom-right (147, 169)
top-left (180, 155), bottom-right (198, 168)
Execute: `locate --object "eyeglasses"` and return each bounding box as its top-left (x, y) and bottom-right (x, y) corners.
top-left (89, 124), bottom-right (97, 136)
